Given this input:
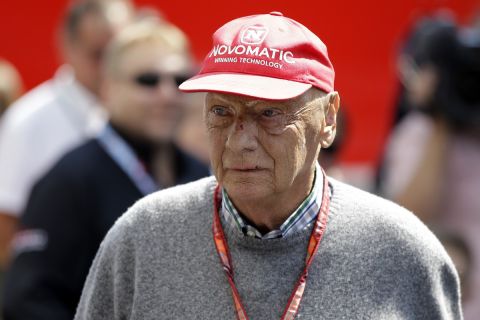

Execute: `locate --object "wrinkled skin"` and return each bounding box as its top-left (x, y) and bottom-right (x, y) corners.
top-left (205, 89), bottom-right (339, 231)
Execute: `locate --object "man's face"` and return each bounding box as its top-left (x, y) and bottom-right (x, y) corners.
top-left (64, 1), bottom-right (132, 96)
top-left (64, 12), bottom-right (114, 95)
top-left (104, 41), bottom-right (192, 143)
top-left (205, 90), bottom-right (337, 203)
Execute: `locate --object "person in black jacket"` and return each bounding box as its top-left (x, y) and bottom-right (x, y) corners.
top-left (1, 17), bottom-right (210, 320)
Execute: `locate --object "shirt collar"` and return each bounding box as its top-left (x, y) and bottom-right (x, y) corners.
top-left (221, 163), bottom-right (323, 239)
top-left (53, 65), bottom-right (98, 106)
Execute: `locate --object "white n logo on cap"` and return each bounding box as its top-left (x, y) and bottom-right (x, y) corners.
top-left (240, 26), bottom-right (269, 45)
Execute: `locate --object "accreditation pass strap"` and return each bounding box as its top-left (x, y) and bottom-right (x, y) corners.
top-left (212, 169), bottom-right (330, 320)
top-left (97, 124), bottom-right (159, 196)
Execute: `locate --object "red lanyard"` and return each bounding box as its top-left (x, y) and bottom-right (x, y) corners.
top-left (212, 170), bottom-right (330, 320)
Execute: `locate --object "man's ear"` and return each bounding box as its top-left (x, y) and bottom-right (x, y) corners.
top-left (320, 91), bottom-right (340, 148)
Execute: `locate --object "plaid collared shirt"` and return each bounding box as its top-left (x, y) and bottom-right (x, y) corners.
top-left (221, 163), bottom-right (323, 239)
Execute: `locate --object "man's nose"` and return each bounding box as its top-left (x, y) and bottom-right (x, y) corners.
top-left (225, 118), bottom-right (258, 152)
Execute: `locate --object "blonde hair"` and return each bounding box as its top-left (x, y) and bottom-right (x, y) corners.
top-left (103, 17), bottom-right (191, 76)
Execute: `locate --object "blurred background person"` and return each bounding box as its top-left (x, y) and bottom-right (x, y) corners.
top-left (377, 15), bottom-right (457, 206)
top-left (0, 0), bottom-right (132, 271)
top-left (175, 92), bottom-right (210, 167)
top-left (0, 58), bottom-right (23, 320)
top-left (0, 59), bottom-right (23, 117)
top-left (1, 17), bottom-right (209, 320)
top-left (378, 15), bottom-right (480, 318)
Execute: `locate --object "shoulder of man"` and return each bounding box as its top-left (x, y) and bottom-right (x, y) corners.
top-left (0, 77), bottom-right (66, 161)
top-left (327, 178), bottom-right (460, 296)
top-left (328, 177), bottom-right (454, 262)
top-left (0, 79), bottom-right (57, 131)
top-left (106, 175), bottom-right (217, 239)
top-left (26, 139), bottom-right (100, 188)
top-left (326, 178), bottom-right (462, 318)
top-left (74, 176), bottom-right (217, 319)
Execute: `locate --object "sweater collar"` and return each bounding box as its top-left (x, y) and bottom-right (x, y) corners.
top-left (221, 163), bottom-right (323, 240)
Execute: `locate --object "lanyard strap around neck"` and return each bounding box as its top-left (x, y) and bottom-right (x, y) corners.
top-left (97, 124), bottom-right (159, 196)
top-left (212, 169), bottom-right (330, 320)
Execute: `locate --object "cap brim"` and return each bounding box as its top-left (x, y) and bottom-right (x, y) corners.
top-left (179, 73), bottom-right (312, 100)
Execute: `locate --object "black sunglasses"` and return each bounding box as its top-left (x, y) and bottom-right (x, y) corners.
top-left (133, 72), bottom-right (191, 88)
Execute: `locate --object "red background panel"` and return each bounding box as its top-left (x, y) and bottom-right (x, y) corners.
top-left (0, 0), bottom-right (478, 165)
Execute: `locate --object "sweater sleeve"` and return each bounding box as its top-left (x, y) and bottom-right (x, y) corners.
top-left (74, 213), bottom-right (136, 320)
top-left (368, 207), bottom-right (463, 319)
top-left (373, 210), bottom-right (463, 319)
top-left (329, 180), bottom-right (463, 320)
top-left (403, 235), bottom-right (463, 320)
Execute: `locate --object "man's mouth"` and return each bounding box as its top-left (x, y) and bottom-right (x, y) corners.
top-left (228, 165), bottom-right (262, 171)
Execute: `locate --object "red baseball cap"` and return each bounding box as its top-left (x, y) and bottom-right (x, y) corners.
top-left (179, 11), bottom-right (335, 100)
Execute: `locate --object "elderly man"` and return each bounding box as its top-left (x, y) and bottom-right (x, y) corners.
top-left (75, 12), bottom-right (462, 319)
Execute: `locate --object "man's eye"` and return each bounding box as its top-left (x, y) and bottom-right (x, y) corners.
top-left (211, 106), bottom-right (229, 116)
top-left (261, 109), bottom-right (281, 118)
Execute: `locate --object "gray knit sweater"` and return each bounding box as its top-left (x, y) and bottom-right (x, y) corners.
top-left (75, 176), bottom-right (462, 319)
